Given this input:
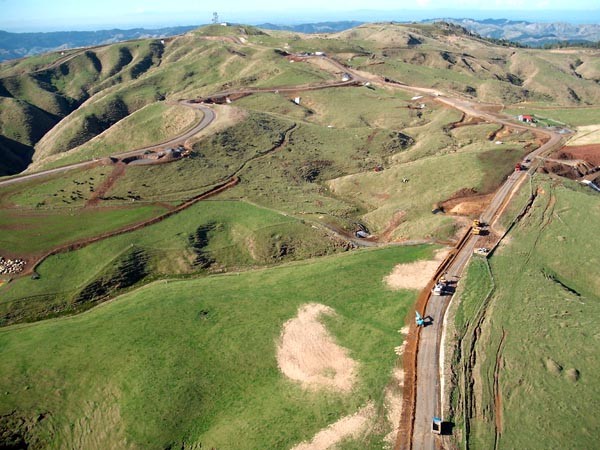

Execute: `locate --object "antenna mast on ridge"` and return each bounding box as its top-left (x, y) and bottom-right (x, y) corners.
top-left (212, 12), bottom-right (219, 24)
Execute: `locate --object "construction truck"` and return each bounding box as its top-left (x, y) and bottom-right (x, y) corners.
top-left (473, 219), bottom-right (483, 227)
top-left (432, 283), bottom-right (445, 295)
top-left (472, 226), bottom-right (484, 235)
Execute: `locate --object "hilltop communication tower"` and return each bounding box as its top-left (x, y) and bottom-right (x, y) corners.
top-left (212, 12), bottom-right (219, 24)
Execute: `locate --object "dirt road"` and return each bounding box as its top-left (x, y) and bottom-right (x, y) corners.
top-left (321, 57), bottom-right (568, 450)
top-left (407, 132), bottom-right (563, 450)
top-left (0, 103), bottom-right (214, 188)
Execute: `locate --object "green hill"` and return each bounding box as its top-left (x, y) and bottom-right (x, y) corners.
top-left (1, 21), bottom-right (599, 450)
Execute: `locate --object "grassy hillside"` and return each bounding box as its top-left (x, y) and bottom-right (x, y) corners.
top-left (3, 21), bottom-right (598, 175)
top-left (39, 102), bottom-right (200, 169)
top-left (0, 200), bottom-right (348, 325)
top-left (449, 175), bottom-right (600, 449)
top-left (342, 23), bottom-right (600, 105)
top-left (0, 22), bottom-right (599, 450)
top-left (0, 245), bottom-right (427, 449)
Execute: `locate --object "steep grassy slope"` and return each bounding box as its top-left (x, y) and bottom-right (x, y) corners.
top-left (449, 176), bottom-right (600, 449)
top-left (0, 200), bottom-right (348, 325)
top-left (37, 102), bottom-right (200, 169)
top-left (0, 245), bottom-right (427, 449)
top-left (0, 40), bottom-right (166, 174)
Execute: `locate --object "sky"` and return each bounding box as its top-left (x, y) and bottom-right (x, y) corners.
top-left (1, 0), bottom-right (599, 32)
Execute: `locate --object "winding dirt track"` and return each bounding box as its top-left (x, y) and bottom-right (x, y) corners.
top-left (0, 47), bottom-right (568, 449)
top-left (0, 103), bottom-right (215, 188)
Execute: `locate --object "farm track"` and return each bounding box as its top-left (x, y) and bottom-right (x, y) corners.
top-left (28, 177), bottom-right (240, 276)
top-left (85, 163), bottom-right (126, 208)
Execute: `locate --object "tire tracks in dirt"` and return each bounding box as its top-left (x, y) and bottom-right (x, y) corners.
top-left (85, 163), bottom-right (126, 208)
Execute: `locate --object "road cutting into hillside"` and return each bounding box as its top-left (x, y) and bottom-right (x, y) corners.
top-left (389, 119), bottom-right (564, 450)
top-left (0, 103), bottom-right (215, 188)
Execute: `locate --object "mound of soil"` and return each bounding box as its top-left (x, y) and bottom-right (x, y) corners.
top-left (540, 161), bottom-right (591, 180)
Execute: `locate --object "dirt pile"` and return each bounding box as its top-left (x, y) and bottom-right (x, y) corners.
top-left (384, 248), bottom-right (450, 291)
top-left (276, 303), bottom-right (357, 392)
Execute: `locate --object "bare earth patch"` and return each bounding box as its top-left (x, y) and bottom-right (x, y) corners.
top-left (383, 248), bottom-right (450, 291)
top-left (384, 367), bottom-right (405, 447)
top-left (276, 303), bottom-right (357, 392)
top-left (566, 124), bottom-right (600, 146)
top-left (291, 402), bottom-right (375, 450)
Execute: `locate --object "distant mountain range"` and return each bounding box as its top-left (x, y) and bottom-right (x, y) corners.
top-left (257, 21), bottom-right (364, 34)
top-left (1, 18), bottom-right (600, 63)
top-left (0, 26), bottom-right (197, 62)
top-left (425, 18), bottom-right (600, 46)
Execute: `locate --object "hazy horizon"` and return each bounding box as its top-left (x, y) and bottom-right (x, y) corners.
top-left (1, 1), bottom-right (599, 33)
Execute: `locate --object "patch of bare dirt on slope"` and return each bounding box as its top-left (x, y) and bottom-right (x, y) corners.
top-left (383, 248), bottom-right (450, 291)
top-left (382, 326), bottom-right (409, 447)
top-left (276, 303), bottom-right (357, 392)
top-left (384, 367), bottom-right (405, 448)
top-left (440, 187), bottom-right (493, 217)
top-left (557, 144), bottom-right (600, 166)
top-left (291, 402), bottom-right (375, 450)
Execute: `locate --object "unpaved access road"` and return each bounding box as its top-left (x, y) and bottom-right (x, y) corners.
top-left (407, 136), bottom-right (564, 450)
top-left (327, 58), bottom-right (568, 450)
top-left (0, 103), bottom-right (214, 188)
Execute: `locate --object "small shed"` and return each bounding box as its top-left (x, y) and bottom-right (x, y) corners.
top-left (518, 114), bottom-right (534, 123)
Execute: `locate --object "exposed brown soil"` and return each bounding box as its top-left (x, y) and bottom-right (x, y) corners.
top-left (556, 144), bottom-right (600, 166)
top-left (440, 188), bottom-right (493, 217)
top-left (86, 163), bottom-right (126, 207)
top-left (449, 114), bottom-right (487, 129)
top-left (291, 402), bottom-right (375, 450)
top-left (384, 248), bottom-right (450, 291)
top-left (487, 126), bottom-right (511, 142)
top-left (276, 303), bottom-right (358, 392)
top-left (380, 210), bottom-right (406, 242)
top-left (540, 162), bottom-right (579, 179)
